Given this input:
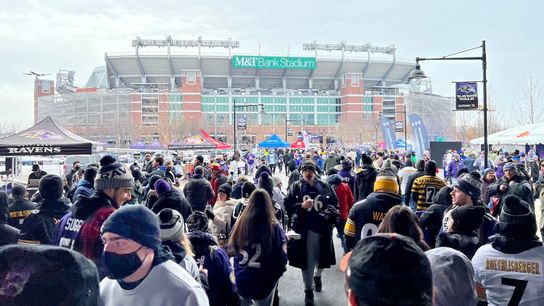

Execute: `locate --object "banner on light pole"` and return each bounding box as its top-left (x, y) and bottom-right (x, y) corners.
top-left (455, 82), bottom-right (478, 110)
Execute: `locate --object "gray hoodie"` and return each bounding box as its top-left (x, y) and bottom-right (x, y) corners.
top-left (426, 247), bottom-right (478, 306)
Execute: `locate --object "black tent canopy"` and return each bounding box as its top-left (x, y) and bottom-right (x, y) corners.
top-left (0, 116), bottom-right (95, 156)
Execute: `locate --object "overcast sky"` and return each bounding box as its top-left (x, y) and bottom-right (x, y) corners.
top-left (1, 0), bottom-right (542, 128)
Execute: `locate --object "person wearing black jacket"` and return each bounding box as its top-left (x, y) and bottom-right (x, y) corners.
top-left (183, 166), bottom-right (214, 212)
top-left (353, 154), bottom-right (378, 202)
top-left (419, 186), bottom-right (453, 248)
top-left (488, 162), bottom-right (534, 215)
top-left (20, 174), bottom-right (70, 245)
top-left (1, 192), bottom-right (20, 246)
top-left (8, 184), bottom-right (36, 230)
top-left (284, 160), bottom-right (339, 305)
top-left (404, 160), bottom-right (425, 210)
top-left (436, 205), bottom-right (484, 259)
top-left (151, 179), bottom-right (193, 221)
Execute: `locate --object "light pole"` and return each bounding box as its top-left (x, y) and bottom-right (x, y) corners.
top-left (403, 105), bottom-right (407, 152)
top-left (409, 40), bottom-right (488, 168)
top-left (233, 98), bottom-right (266, 152)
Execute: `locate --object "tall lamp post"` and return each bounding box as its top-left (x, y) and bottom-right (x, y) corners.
top-left (409, 40), bottom-right (488, 168)
top-left (233, 98), bottom-right (266, 152)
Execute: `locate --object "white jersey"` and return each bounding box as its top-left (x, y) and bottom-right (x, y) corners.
top-left (472, 244), bottom-right (544, 306)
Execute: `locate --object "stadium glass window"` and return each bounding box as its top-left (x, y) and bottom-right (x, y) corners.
top-left (275, 105), bottom-right (287, 112)
top-left (302, 105), bottom-right (314, 112)
top-left (303, 98), bottom-right (313, 104)
top-left (187, 71), bottom-right (197, 84)
top-left (275, 97), bottom-right (287, 104)
top-left (289, 105), bottom-right (301, 112)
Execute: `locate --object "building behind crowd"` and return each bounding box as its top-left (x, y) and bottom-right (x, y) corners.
top-left (35, 37), bottom-right (455, 148)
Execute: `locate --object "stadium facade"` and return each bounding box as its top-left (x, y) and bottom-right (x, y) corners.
top-left (35, 38), bottom-right (455, 148)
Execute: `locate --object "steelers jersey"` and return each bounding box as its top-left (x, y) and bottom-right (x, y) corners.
top-left (472, 244), bottom-right (544, 306)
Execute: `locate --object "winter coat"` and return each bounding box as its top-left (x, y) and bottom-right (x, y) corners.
top-left (353, 165), bottom-right (378, 202)
top-left (187, 230), bottom-right (239, 306)
top-left (419, 186), bottom-right (453, 248)
top-left (151, 188), bottom-right (193, 221)
top-left (208, 199), bottom-right (237, 243)
top-left (446, 160), bottom-right (463, 179)
top-left (1, 197), bottom-right (20, 246)
top-left (73, 179), bottom-right (95, 201)
top-left (184, 175), bottom-right (215, 212)
top-left (284, 179), bottom-right (339, 270)
top-left (480, 177), bottom-right (497, 206)
top-left (20, 198), bottom-right (70, 245)
top-left (54, 191), bottom-right (117, 279)
top-left (488, 174), bottom-right (533, 214)
top-left (436, 232), bottom-right (482, 259)
top-left (209, 172), bottom-right (228, 206)
top-left (328, 175), bottom-right (355, 221)
top-left (344, 192), bottom-right (402, 250)
top-left (324, 155), bottom-right (339, 171)
top-left (404, 170), bottom-right (425, 206)
top-left (162, 240), bottom-right (200, 280)
top-left (338, 169), bottom-right (355, 194)
top-left (8, 198), bottom-right (36, 230)
top-left (287, 169), bottom-right (301, 188)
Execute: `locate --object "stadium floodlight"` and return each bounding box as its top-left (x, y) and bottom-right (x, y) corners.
top-left (131, 36), bottom-right (240, 49)
top-left (302, 41), bottom-right (395, 54)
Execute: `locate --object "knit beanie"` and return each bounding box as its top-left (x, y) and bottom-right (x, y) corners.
top-left (300, 160), bottom-right (317, 173)
top-left (482, 168), bottom-right (495, 177)
top-left (241, 181), bottom-right (256, 199)
top-left (258, 172), bottom-right (275, 198)
top-left (373, 169), bottom-right (399, 194)
top-left (186, 211), bottom-right (209, 232)
top-left (32, 164), bottom-right (40, 172)
top-left (154, 179), bottom-right (171, 196)
top-left (218, 183), bottom-right (232, 197)
top-left (158, 208), bottom-right (185, 242)
top-left (95, 155), bottom-right (134, 191)
top-left (148, 175), bottom-right (163, 190)
top-left (453, 172), bottom-right (482, 201)
top-left (39, 174), bottom-right (64, 200)
top-left (503, 162), bottom-right (517, 172)
top-left (327, 174), bottom-right (343, 186)
top-left (361, 152), bottom-right (374, 165)
top-left (101, 205), bottom-right (161, 251)
top-left (497, 195), bottom-right (537, 238)
top-left (451, 205), bottom-right (485, 234)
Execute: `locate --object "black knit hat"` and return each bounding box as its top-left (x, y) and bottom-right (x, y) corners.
top-left (218, 183), bottom-right (232, 197)
top-left (101, 205), bottom-right (161, 251)
top-left (432, 186), bottom-right (453, 206)
top-left (300, 160), bottom-right (317, 173)
top-left (258, 172), bottom-right (275, 198)
top-left (241, 181), bottom-right (256, 198)
top-left (361, 153), bottom-right (372, 165)
top-left (39, 174), bottom-right (64, 200)
top-left (341, 233), bottom-right (432, 305)
top-left (451, 205), bottom-right (485, 234)
top-left (0, 244), bottom-right (99, 306)
top-left (453, 172), bottom-right (483, 201)
top-left (497, 195), bottom-right (537, 238)
top-left (186, 211), bottom-right (209, 232)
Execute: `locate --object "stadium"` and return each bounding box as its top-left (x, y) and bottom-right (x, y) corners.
top-left (35, 37), bottom-right (455, 149)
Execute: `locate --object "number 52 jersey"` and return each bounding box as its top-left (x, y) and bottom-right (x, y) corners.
top-left (472, 244), bottom-right (544, 306)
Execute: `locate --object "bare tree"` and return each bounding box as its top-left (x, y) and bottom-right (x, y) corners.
top-left (513, 76), bottom-right (544, 124)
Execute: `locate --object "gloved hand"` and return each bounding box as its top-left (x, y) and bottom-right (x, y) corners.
top-left (205, 206), bottom-right (215, 220)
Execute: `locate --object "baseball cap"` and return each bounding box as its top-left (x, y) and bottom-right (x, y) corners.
top-left (341, 233), bottom-right (432, 305)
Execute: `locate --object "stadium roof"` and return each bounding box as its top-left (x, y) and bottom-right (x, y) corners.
top-left (104, 51), bottom-right (415, 91)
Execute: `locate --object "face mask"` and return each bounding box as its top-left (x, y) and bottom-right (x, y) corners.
top-left (102, 246), bottom-right (143, 279)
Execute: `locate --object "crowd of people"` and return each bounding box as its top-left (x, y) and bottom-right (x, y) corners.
top-left (1, 146), bottom-right (544, 306)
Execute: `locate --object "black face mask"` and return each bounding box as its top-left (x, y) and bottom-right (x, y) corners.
top-left (102, 246), bottom-right (144, 279)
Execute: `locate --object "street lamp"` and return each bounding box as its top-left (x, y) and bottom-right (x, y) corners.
top-left (233, 98), bottom-right (266, 152)
top-left (409, 40), bottom-right (488, 168)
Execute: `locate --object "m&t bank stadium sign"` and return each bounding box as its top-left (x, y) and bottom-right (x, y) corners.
top-left (232, 55), bottom-right (316, 70)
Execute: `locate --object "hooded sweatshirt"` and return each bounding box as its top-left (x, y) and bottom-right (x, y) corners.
top-left (20, 197), bottom-right (70, 245)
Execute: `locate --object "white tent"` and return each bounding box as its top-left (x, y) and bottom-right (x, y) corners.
top-left (470, 121), bottom-right (544, 145)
